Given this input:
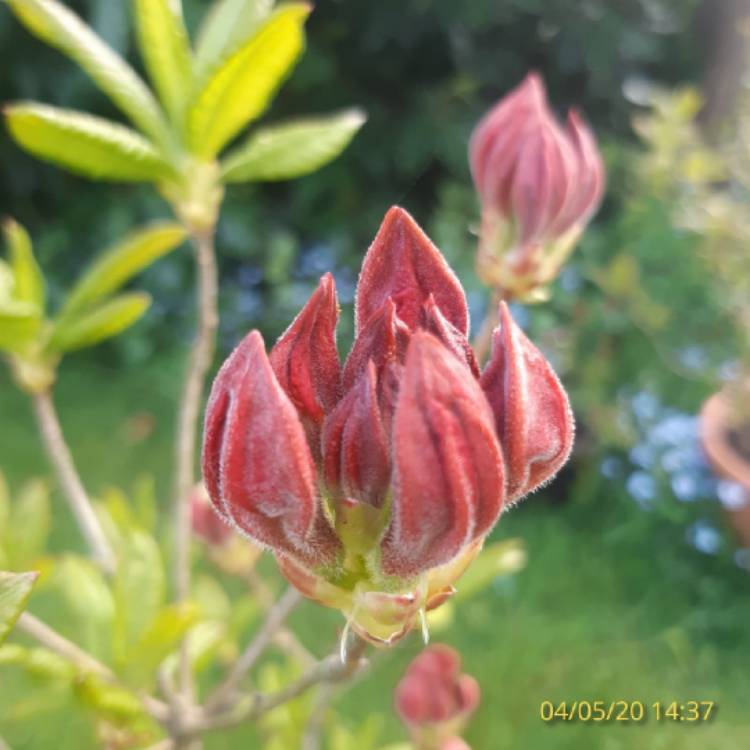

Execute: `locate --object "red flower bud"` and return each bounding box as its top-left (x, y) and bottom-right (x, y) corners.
top-left (322, 362), bottom-right (391, 508)
top-left (480, 302), bottom-right (574, 502)
top-left (469, 72), bottom-right (605, 300)
top-left (381, 332), bottom-right (505, 578)
top-left (395, 644), bottom-right (480, 731)
top-left (202, 330), bottom-right (340, 566)
top-left (356, 206), bottom-right (469, 336)
top-left (269, 273), bottom-right (341, 459)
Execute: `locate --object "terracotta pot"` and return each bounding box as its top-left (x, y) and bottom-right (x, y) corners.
top-left (700, 390), bottom-right (750, 548)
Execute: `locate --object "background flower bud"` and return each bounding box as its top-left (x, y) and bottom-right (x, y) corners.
top-left (190, 482), bottom-right (232, 546)
top-left (480, 302), bottom-right (574, 502)
top-left (395, 644), bottom-right (480, 747)
top-left (469, 72), bottom-right (605, 301)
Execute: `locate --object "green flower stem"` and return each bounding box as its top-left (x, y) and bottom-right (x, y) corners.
top-left (31, 389), bottom-right (116, 574)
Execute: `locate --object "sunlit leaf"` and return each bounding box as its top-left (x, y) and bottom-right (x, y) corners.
top-left (194, 0), bottom-right (273, 77)
top-left (47, 292), bottom-right (151, 353)
top-left (2, 218), bottom-right (45, 311)
top-left (112, 529), bottom-right (165, 666)
top-left (5, 104), bottom-right (174, 182)
top-left (0, 571), bottom-right (38, 645)
top-left (61, 222), bottom-right (186, 316)
top-left (188, 3), bottom-right (310, 157)
top-left (124, 603), bottom-right (198, 686)
top-left (75, 673), bottom-right (148, 722)
top-left (221, 109), bottom-right (365, 182)
top-left (133, 0), bottom-right (192, 124)
top-left (5, 0), bottom-right (169, 145)
top-left (0, 305), bottom-right (41, 353)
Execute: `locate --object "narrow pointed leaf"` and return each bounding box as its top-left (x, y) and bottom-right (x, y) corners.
top-left (0, 571), bottom-right (39, 646)
top-left (47, 292), bottom-right (151, 353)
top-left (5, 104), bottom-right (174, 182)
top-left (195, 0), bottom-right (273, 77)
top-left (133, 0), bottom-right (193, 123)
top-left (2, 219), bottom-right (45, 311)
top-left (61, 223), bottom-right (186, 316)
top-left (6, 0), bottom-right (169, 144)
top-left (189, 3), bottom-right (310, 157)
top-left (222, 109), bottom-right (365, 182)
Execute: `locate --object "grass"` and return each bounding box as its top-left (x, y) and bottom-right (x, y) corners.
top-left (1, 354), bottom-right (749, 749)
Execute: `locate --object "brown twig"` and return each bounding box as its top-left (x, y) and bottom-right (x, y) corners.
top-left (193, 638), bottom-right (368, 734)
top-left (31, 390), bottom-right (116, 574)
top-left (205, 588), bottom-right (302, 714)
top-left (173, 228), bottom-right (219, 703)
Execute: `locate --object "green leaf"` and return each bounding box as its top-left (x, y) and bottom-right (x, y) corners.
top-left (47, 292), bottom-right (151, 353)
top-left (7, 480), bottom-right (51, 569)
top-left (2, 218), bottom-right (45, 311)
top-left (5, 103), bottom-right (174, 182)
top-left (188, 3), bottom-right (310, 157)
top-left (0, 305), bottom-right (41, 353)
top-left (61, 222), bottom-right (186, 316)
top-left (222, 109), bottom-right (365, 182)
top-left (112, 529), bottom-right (165, 667)
top-left (5, 0), bottom-right (169, 145)
top-left (194, 0), bottom-right (273, 77)
top-left (75, 674), bottom-right (147, 722)
top-left (133, 0), bottom-right (193, 123)
top-left (0, 571), bottom-right (38, 645)
top-left (124, 603), bottom-right (198, 686)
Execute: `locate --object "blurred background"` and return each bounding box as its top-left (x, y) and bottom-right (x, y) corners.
top-left (2, 0), bottom-right (750, 748)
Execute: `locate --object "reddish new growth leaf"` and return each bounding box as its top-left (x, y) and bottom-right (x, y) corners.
top-left (480, 302), bottom-right (574, 502)
top-left (382, 332), bottom-right (505, 578)
top-left (355, 206), bottom-right (469, 336)
top-left (202, 330), bottom-right (339, 566)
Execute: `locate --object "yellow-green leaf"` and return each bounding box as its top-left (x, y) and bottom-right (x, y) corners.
top-left (221, 109), bottom-right (365, 182)
top-left (47, 292), bottom-right (151, 353)
top-left (194, 0), bottom-right (273, 77)
top-left (133, 0), bottom-right (193, 124)
top-left (61, 222), bottom-right (186, 316)
top-left (7, 480), bottom-right (50, 570)
top-left (454, 539), bottom-right (527, 601)
top-left (0, 305), bottom-right (41, 353)
top-left (0, 571), bottom-right (39, 646)
top-left (5, 104), bottom-right (174, 182)
top-left (6, 0), bottom-right (169, 145)
top-left (2, 218), bottom-right (45, 311)
top-left (188, 3), bottom-right (310, 157)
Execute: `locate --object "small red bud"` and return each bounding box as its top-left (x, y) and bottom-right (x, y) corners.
top-left (421, 295), bottom-right (479, 378)
top-left (395, 644), bottom-right (480, 730)
top-left (190, 483), bottom-right (232, 546)
top-left (480, 302), bottom-right (574, 502)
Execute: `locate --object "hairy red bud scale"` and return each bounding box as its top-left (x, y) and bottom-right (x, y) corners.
top-left (356, 206), bottom-right (469, 336)
top-left (202, 330), bottom-right (339, 566)
top-left (202, 207), bottom-right (573, 645)
top-left (382, 332), bottom-right (505, 578)
top-left (269, 272), bottom-right (341, 429)
top-left (480, 302), bottom-right (574, 502)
